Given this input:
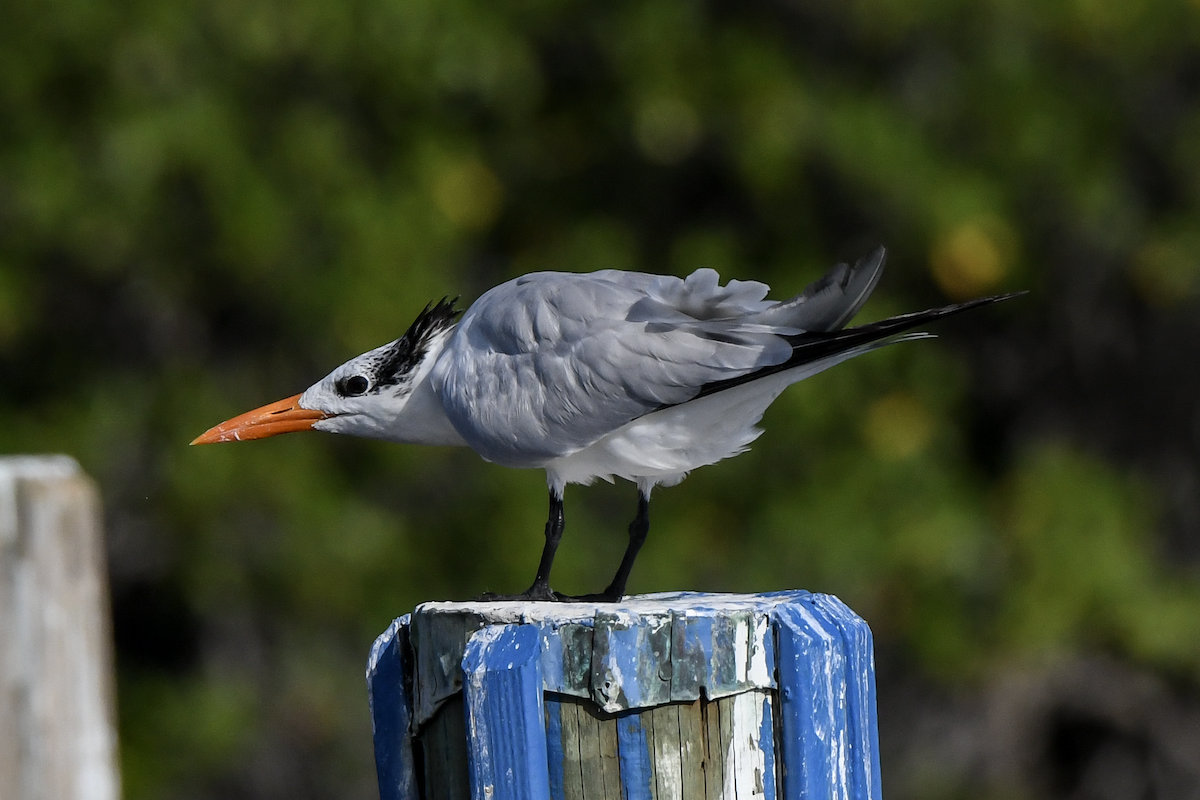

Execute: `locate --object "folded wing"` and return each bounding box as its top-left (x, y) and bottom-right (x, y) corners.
top-left (430, 252), bottom-right (892, 467)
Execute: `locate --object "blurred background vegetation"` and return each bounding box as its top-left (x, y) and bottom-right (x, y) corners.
top-left (3, 0), bottom-right (1200, 797)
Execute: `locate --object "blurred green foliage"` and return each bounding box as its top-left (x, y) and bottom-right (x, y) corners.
top-left (2, 0), bottom-right (1199, 797)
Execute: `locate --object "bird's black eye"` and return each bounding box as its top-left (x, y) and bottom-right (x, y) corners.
top-left (340, 375), bottom-right (370, 396)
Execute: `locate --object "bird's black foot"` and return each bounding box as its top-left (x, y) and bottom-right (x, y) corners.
top-left (474, 586), bottom-right (625, 603)
top-left (556, 588), bottom-right (625, 603)
top-left (476, 583), bottom-right (565, 602)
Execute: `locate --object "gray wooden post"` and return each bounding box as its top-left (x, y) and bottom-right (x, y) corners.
top-left (0, 456), bottom-right (121, 800)
top-left (367, 591), bottom-right (883, 800)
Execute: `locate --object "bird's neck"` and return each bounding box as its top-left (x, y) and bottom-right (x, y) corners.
top-left (387, 337), bottom-right (468, 447)
top-left (379, 374), bottom-right (464, 446)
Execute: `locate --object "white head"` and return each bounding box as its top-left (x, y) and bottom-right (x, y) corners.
top-left (192, 299), bottom-right (461, 445)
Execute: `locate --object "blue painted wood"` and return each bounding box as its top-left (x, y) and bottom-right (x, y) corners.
top-left (461, 624), bottom-right (551, 800)
top-left (366, 615), bottom-right (418, 800)
top-left (669, 607), bottom-right (777, 702)
top-left (759, 692), bottom-right (778, 800)
top-left (808, 595), bottom-right (883, 800)
top-left (591, 610), bottom-right (673, 711)
top-left (615, 710), bottom-right (654, 800)
top-left (544, 698), bottom-right (566, 800)
top-left (774, 600), bottom-right (851, 800)
top-left (369, 591), bottom-right (883, 800)
top-left (412, 592), bottom-right (805, 714)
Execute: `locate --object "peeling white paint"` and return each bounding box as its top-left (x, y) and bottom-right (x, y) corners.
top-left (727, 690), bottom-right (771, 798)
top-left (734, 619), bottom-right (749, 679)
top-left (747, 616), bottom-right (772, 687)
top-left (416, 590), bottom-right (809, 625)
top-left (365, 616), bottom-right (406, 680)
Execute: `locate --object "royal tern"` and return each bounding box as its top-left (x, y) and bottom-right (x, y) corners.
top-left (193, 247), bottom-right (1016, 601)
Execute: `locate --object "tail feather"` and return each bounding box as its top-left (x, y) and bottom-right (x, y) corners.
top-left (748, 246), bottom-right (888, 332)
top-left (693, 292), bottom-right (1023, 401)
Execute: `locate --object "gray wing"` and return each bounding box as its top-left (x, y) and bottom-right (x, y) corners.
top-left (430, 269), bottom-right (807, 467)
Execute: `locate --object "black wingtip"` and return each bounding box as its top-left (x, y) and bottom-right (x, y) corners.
top-left (681, 286), bottom-right (1024, 405)
top-left (785, 288), bottom-right (1026, 350)
top-left (886, 289), bottom-right (1028, 322)
top-left (931, 289), bottom-right (1028, 316)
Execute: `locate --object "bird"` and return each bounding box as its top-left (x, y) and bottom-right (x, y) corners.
top-left (192, 247), bottom-right (1017, 602)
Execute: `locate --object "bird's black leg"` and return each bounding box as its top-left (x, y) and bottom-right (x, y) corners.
top-left (523, 490), bottom-right (565, 601)
top-left (593, 491), bottom-right (650, 602)
top-left (477, 490), bottom-right (565, 602)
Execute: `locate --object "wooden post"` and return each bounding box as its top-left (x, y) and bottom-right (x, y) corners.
top-left (366, 591), bottom-right (882, 800)
top-left (0, 456), bottom-right (121, 800)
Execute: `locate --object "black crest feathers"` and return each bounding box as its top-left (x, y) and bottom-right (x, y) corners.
top-left (374, 297), bottom-right (461, 386)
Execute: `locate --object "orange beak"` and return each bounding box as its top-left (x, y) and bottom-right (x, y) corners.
top-left (190, 394), bottom-right (329, 445)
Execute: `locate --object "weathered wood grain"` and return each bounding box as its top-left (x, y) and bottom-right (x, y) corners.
top-left (419, 694), bottom-right (471, 800)
top-left (651, 703), bottom-right (683, 800)
top-left (575, 696), bottom-right (603, 799)
top-left (564, 700), bottom-right (587, 800)
top-left (411, 609), bottom-right (487, 725)
top-left (418, 679), bottom-right (782, 800)
top-left (0, 456), bottom-right (120, 800)
top-left (594, 703), bottom-right (622, 800)
top-left (717, 695), bottom-right (736, 797)
top-left (703, 695), bottom-right (724, 800)
top-left (677, 700), bottom-right (706, 799)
